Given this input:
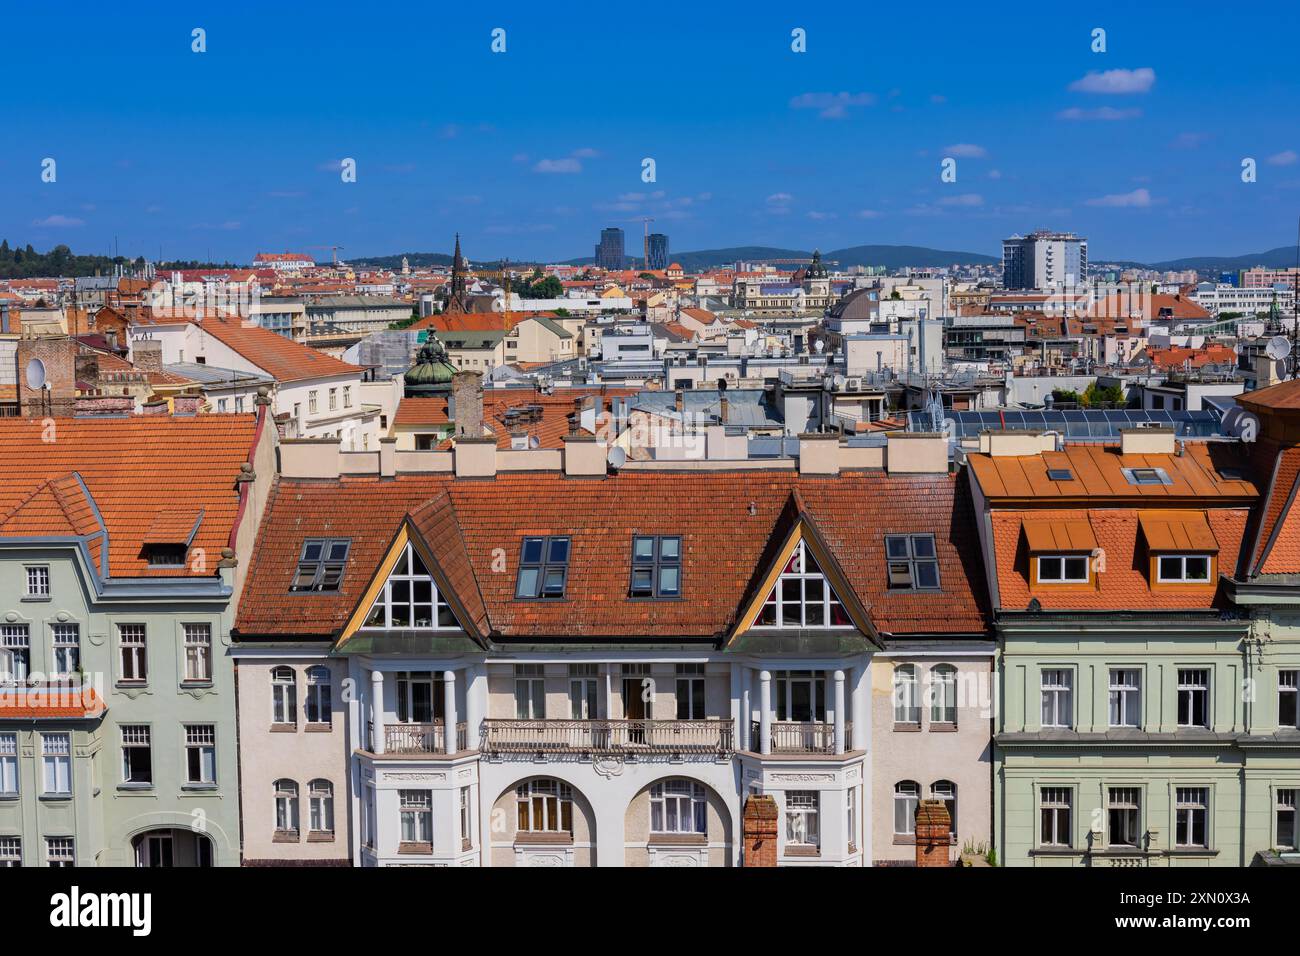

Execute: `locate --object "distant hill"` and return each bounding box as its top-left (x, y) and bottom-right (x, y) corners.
top-left (564, 244), bottom-right (998, 272)
top-left (1148, 246), bottom-right (1299, 273)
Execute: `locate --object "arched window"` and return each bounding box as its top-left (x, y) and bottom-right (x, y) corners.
top-left (308, 779), bottom-right (334, 834)
top-left (363, 542), bottom-right (457, 630)
top-left (894, 780), bottom-right (920, 836)
top-left (650, 779), bottom-right (706, 835)
top-left (930, 665), bottom-right (957, 725)
top-left (931, 780), bottom-right (957, 839)
top-left (893, 665), bottom-right (919, 725)
top-left (274, 779), bottom-right (299, 834)
top-left (754, 541), bottom-right (851, 628)
top-left (271, 667), bottom-right (297, 725)
top-left (305, 666), bottom-right (332, 724)
top-left (516, 779), bottom-right (573, 834)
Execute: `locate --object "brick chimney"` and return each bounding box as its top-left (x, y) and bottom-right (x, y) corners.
top-left (742, 794), bottom-right (778, 868)
top-left (173, 394), bottom-right (202, 416)
top-left (74, 351), bottom-right (100, 388)
top-left (132, 338), bottom-right (163, 373)
top-left (914, 799), bottom-right (952, 867)
top-left (74, 393), bottom-right (134, 417)
top-left (451, 370), bottom-right (484, 438)
top-left (674, 390), bottom-right (684, 414)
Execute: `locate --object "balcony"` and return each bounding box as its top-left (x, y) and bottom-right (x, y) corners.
top-left (482, 719), bottom-right (733, 757)
top-left (375, 721), bottom-right (469, 755)
top-left (752, 720), bottom-right (853, 755)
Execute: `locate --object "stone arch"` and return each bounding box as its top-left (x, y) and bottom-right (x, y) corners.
top-left (623, 774), bottom-right (733, 867)
top-left (489, 773), bottom-right (598, 867)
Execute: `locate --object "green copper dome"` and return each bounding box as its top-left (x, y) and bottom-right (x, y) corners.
top-left (404, 339), bottom-right (457, 391)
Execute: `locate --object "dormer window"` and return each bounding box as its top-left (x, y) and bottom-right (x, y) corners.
top-left (1156, 555), bottom-right (1211, 583)
top-left (145, 543), bottom-right (188, 567)
top-left (1139, 512), bottom-right (1218, 587)
top-left (885, 534), bottom-right (940, 590)
top-left (1036, 555), bottom-right (1090, 584)
top-left (290, 539), bottom-right (351, 592)
top-left (754, 540), bottom-right (851, 628)
top-left (362, 542), bottom-right (456, 629)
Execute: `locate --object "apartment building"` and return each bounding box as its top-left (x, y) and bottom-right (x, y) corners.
top-left (231, 407), bottom-right (993, 867)
top-left (0, 409), bottom-right (276, 867)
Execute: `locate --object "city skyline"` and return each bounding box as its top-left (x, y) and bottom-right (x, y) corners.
top-left (2, 1), bottom-right (1299, 265)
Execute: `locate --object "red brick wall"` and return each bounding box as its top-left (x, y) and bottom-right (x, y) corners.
top-left (915, 799), bottom-right (952, 867)
top-left (742, 794), bottom-right (778, 868)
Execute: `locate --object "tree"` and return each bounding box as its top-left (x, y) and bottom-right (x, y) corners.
top-left (1082, 381), bottom-right (1124, 408)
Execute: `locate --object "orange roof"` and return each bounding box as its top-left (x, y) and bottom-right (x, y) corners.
top-left (0, 686), bottom-right (105, 719)
top-left (967, 442), bottom-right (1256, 502)
top-left (1022, 518), bottom-right (1097, 552)
top-left (1239, 379), bottom-right (1300, 412)
top-left (1138, 510), bottom-right (1218, 551)
top-left (194, 316), bottom-right (361, 383)
top-left (393, 397), bottom-right (451, 429)
top-left (409, 311), bottom-right (555, 333)
top-left (0, 415), bottom-right (259, 578)
top-left (1145, 345), bottom-right (1235, 370)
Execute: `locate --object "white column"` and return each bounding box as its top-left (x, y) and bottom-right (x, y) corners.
top-left (740, 668), bottom-right (751, 751)
top-left (759, 670), bottom-right (772, 755)
top-left (370, 669), bottom-right (386, 755)
top-left (833, 669), bottom-right (846, 755)
top-left (604, 663), bottom-right (614, 719)
top-left (729, 663), bottom-right (741, 752)
top-left (465, 663), bottom-right (485, 751)
top-left (443, 669), bottom-right (458, 753)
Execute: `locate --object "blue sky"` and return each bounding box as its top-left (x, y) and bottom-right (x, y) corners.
top-left (2, 0), bottom-right (1298, 265)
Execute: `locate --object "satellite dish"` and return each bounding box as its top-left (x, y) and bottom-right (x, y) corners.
top-left (24, 357), bottom-right (47, 390)
top-left (607, 446), bottom-right (627, 469)
top-left (1267, 336), bottom-right (1292, 361)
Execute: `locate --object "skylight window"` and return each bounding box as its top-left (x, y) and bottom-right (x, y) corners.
top-left (630, 535), bottom-right (682, 598)
top-left (755, 540), bottom-right (851, 628)
top-left (515, 536), bottom-right (570, 599)
top-left (885, 534), bottom-right (941, 590)
top-left (1046, 468), bottom-right (1074, 482)
top-left (290, 539), bottom-right (351, 592)
top-left (1123, 467), bottom-right (1170, 486)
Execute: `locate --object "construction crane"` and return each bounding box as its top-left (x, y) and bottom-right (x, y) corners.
top-left (308, 245), bottom-right (345, 266)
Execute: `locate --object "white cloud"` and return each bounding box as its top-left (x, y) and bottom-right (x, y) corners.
top-left (857, 209), bottom-right (882, 219)
top-left (534, 157), bottom-right (582, 174)
top-left (1085, 188), bottom-right (1152, 208)
top-left (944, 143), bottom-right (987, 158)
top-left (766, 193), bottom-right (793, 204)
top-left (1057, 107), bottom-right (1143, 121)
top-left (939, 193), bottom-right (984, 207)
top-left (1268, 150), bottom-right (1299, 166)
top-left (806, 211), bottom-right (837, 220)
top-left (32, 214), bottom-right (84, 227)
top-left (1067, 68), bottom-right (1156, 94)
top-left (789, 91), bottom-right (876, 119)
top-left (571, 147), bottom-right (600, 159)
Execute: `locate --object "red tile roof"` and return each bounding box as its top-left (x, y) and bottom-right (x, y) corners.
top-left (0, 415), bottom-right (259, 577)
top-left (235, 470), bottom-right (989, 640)
top-left (0, 686), bottom-right (105, 719)
top-left (193, 315), bottom-right (361, 383)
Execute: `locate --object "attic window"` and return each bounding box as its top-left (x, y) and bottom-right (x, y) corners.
top-left (885, 534), bottom-right (940, 590)
top-left (1156, 555), bottom-right (1212, 583)
top-left (1046, 468), bottom-right (1074, 482)
top-left (145, 543), bottom-right (188, 567)
top-left (755, 540), bottom-right (852, 628)
top-left (515, 536), bottom-right (570, 600)
top-left (630, 535), bottom-right (681, 598)
top-left (1123, 467), bottom-right (1171, 486)
top-left (290, 539), bottom-right (351, 592)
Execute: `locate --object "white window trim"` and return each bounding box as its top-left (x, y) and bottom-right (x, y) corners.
top-left (1036, 553), bottom-right (1090, 584)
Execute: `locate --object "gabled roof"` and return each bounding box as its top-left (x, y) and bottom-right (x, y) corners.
top-left (235, 470), bottom-right (989, 641)
top-left (193, 315), bottom-right (362, 383)
top-left (0, 415), bottom-right (259, 578)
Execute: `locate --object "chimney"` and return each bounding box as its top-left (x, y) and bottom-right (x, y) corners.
top-left (452, 370), bottom-right (484, 438)
top-left (173, 393), bottom-right (202, 416)
top-left (742, 795), bottom-right (778, 868)
top-left (675, 390), bottom-right (684, 413)
top-left (132, 338), bottom-right (163, 372)
top-left (74, 393), bottom-right (134, 417)
top-left (74, 351), bottom-right (100, 388)
top-left (1119, 426), bottom-right (1175, 456)
top-left (886, 433), bottom-right (949, 474)
top-left (142, 398), bottom-right (169, 415)
top-left (914, 799), bottom-right (953, 868)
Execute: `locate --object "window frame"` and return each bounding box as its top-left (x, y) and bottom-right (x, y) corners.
top-left (304, 666), bottom-right (333, 725)
top-left (784, 790), bottom-right (820, 849)
top-left (51, 623), bottom-right (79, 678)
top-left (45, 836), bottom-right (75, 868)
top-left (1177, 668), bottom-right (1211, 729)
top-left (929, 664), bottom-right (958, 725)
top-left (1277, 787), bottom-right (1297, 851)
top-left (361, 541), bottom-right (457, 630)
top-left (1108, 668), bottom-right (1142, 729)
top-left (753, 540), bottom-right (852, 629)
top-left (884, 533), bottom-right (941, 591)
top-left (182, 622), bottom-right (213, 684)
top-left (514, 536), bottom-right (571, 600)
top-left (120, 724), bottom-right (153, 786)
top-left (515, 779), bottom-right (573, 835)
top-left (893, 664), bottom-right (920, 726)
top-left (1155, 553), bottom-right (1213, 584)
top-left (1, 624), bottom-right (31, 683)
top-left (1039, 786), bottom-right (1073, 848)
top-left (41, 733), bottom-right (71, 796)
top-left (1106, 786), bottom-right (1142, 848)
top-left (117, 623), bottom-right (148, 684)
top-left (274, 778), bottom-right (299, 834)
top-left (1035, 553), bottom-right (1090, 585)
top-left (1174, 786), bottom-right (1210, 849)
top-left (271, 666), bottom-right (298, 725)
top-left (184, 724), bottom-right (216, 786)
top-left (629, 535), bottom-right (682, 599)
top-left (893, 780), bottom-right (920, 837)
top-left (1040, 668), bottom-right (1074, 729)
top-left (289, 538), bottom-right (351, 593)
top-left (650, 779), bottom-right (707, 836)
top-left (308, 779), bottom-right (334, 835)
top-left (24, 565), bottom-right (50, 599)
top-left (0, 732), bottom-right (18, 796)
top-left (1277, 670), bottom-right (1298, 729)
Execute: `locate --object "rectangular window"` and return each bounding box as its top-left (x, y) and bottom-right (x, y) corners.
top-left (1279, 670), bottom-right (1298, 729)
top-left (1040, 787), bottom-right (1073, 847)
top-left (1177, 669), bottom-right (1210, 728)
top-left (930, 666), bottom-right (957, 724)
top-left (343, 386), bottom-right (352, 408)
top-left (0, 733), bottom-right (17, 795)
top-left (514, 664), bottom-right (545, 719)
top-left (0, 837), bottom-right (19, 868)
top-left (309, 781), bottom-right (334, 834)
top-left (308, 390), bottom-right (318, 414)
top-left (1175, 787), bottom-right (1209, 848)
top-left (885, 534), bottom-right (941, 589)
top-left (1278, 789), bottom-right (1297, 851)
top-left (121, 725), bottom-right (152, 785)
top-left (328, 388), bottom-right (337, 411)
top-left (516, 779), bottom-right (572, 833)
top-left (460, 786), bottom-right (473, 849)
top-left (1108, 668), bottom-right (1141, 728)
top-left (568, 664), bottom-right (599, 720)
top-left (185, 725), bottom-right (216, 785)
top-left (1040, 669), bottom-right (1073, 728)
top-left (630, 535), bottom-right (682, 598)
top-left (51, 624), bottom-right (79, 677)
top-left (183, 624), bottom-right (212, 682)
top-left (785, 791), bottom-right (820, 849)
top-left (119, 624), bottom-right (147, 683)
top-left (290, 539), bottom-right (351, 592)
top-left (45, 837), bottom-right (74, 868)
top-left (1107, 787), bottom-right (1141, 848)
top-left (1, 624), bottom-right (30, 682)
top-left (399, 790), bottom-right (433, 844)
top-left (675, 663), bottom-right (706, 720)
top-left (1036, 554), bottom-right (1089, 584)
top-left (845, 786), bottom-right (859, 852)
top-left (1156, 554), bottom-right (1212, 583)
top-left (42, 733), bottom-right (71, 795)
top-left (25, 566), bottom-right (50, 598)
top-left (515, 536), bottom-right (570, 599)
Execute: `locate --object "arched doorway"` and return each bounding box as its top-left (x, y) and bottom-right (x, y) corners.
top-left (132, 828), bottom-right (214, 867)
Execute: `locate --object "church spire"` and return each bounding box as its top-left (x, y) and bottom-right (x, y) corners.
top-left (446, 233), bottom-right (469, 314)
